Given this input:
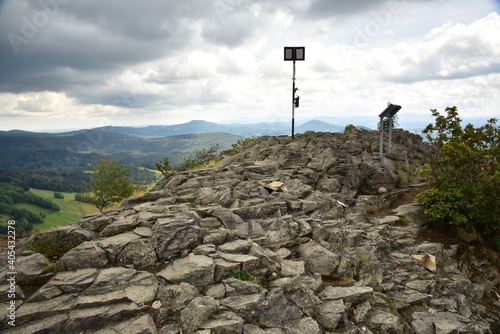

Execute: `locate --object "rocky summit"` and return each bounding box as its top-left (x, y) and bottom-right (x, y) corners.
top-left (1, 128), bottom-right (499, 333)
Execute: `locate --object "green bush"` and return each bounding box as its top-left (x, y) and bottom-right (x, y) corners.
top-left (156, 157), bottom-right (175, 176)
top-left (53, 192), bottom-right (64, 199)
top-left (418, 107), bottom-right (500, 249)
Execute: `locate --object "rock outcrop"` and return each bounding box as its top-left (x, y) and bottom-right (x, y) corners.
top-left (1, 129), bottom-right (499, 333)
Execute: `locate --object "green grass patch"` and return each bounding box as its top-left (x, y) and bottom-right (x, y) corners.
top-left (228, 270), bottom-right (263, 290)
top-left (26, 236), bottom-right (85, 259)
top-left (28, 189), bottom-right (99, 231)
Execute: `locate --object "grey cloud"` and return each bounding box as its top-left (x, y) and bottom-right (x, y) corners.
top-left (304, 0), bottom-right (388, 19)
top-left (0, 0), bottom-right (283, 108)
top-left (202, 15), bottom-right (256, 47)
top-left (303, 0), bottom-right (443, 19)
top-left (0, 0), bottom-right (208, 99)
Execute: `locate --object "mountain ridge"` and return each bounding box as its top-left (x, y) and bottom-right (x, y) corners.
top-left (0, 119), bottom-right (348, 138)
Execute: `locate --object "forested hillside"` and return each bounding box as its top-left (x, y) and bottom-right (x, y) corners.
top-left (0, 129), bottom-right (244, 233)
top-left (0, 183), bottom-right (60, 234)
top-left (0, 130), bottom-right (241, 169)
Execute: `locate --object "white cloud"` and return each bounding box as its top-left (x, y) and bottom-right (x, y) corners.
top-left (0, 0), bottom-right (499, 131)
top-left (387, 12), bottom-right (500, 82)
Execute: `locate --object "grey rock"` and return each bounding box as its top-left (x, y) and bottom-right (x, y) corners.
top-left (153, 219), bottom-right (204, 261)
top-left (281, 259), bottom-right (305, 276)
top-left (200, 311), bottom-right (244, 333)
top-left (160, 323), bottom-right (182, 334)
top-left (79, 267), bottom-right (158, 305)
top-left (318, 286), bottom-right (374, 303)
top-left (220, 293), bottom-right (265, 315)
top-left (243, 324), bottom-right (266, 333)
top-left (298, 240), bottom-right (340, 276)
top-left (2, 314), bottom-right (67, 334)
top-left (411, 311), bottom-right (475, 334)
top-left (13, 252), bottom-right (48, 285)
top-left (28, 268), bottom-right (98, 301)
top-left (117, 238), bottom-right (157, 268)
top-left (315, 300), bottom-right (345, 329)
top-left (180, 296), bottom-right (219, 334)
top-left (15, 294), bottom-right (76, 326)
top-left (156, 282), bottom-right (200, 312)
top-left (218, 239), bottom-right (252, 254)
top-left (366, 310), bottom-right (401, 333)
top-left (100, 217), bottom-right (138, 237)
top-left (218, 252), bottom-right (260, 270)
top-left (259, 289), bottom-right (303, 327)
top-left (157, 254), bottom-right (215, 287)
top-left (56, 240), bottom-right (109, 271)
top-left (63, 301), bottom-right (145, 333)
top-left (91, 314), bottom-right (157, 334)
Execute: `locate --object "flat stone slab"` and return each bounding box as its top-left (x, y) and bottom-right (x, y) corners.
top-left (157, 254), bottom-right (215, 287)
top-left (15, 253), bottom-right (48, 285)
top-left (318, 286), bottom-right (374, 303)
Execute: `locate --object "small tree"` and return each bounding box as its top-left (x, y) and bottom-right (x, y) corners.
top-left (89, 159), bottom-right (134, 212)
top-left (53, 192), bottom-right (64, 199)
top-left (156, 157), bottom-right (176, 176)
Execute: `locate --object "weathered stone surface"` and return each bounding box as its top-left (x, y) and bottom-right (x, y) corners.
top-left (366, 310), bottom-right (402, 332)
top-left (315, 300), bottom-right (345, 329)
top-left (29, 268), bottom-right (98, 301)
top-left (280, 259), bottom-right (305, 276)
top-left (411, 311), bottom-right (476, 334)
top-left (298, 240), bottom-right (340, 276)
top-left (157, 254), bottom-right (215, 287)
top-left (200, 311), bottom-right (244, 333)
top-left (318, 286), bottom-right (374, 303)
top-left (6, 130), bottom-right (499, 333)
top-left (153, 219), bottom-right (204, 261)
top-left (15, 294), bottom-right (76, 326)
top-left (80, 267), bottom-right (158, 305)
top-left (180, 296), bottom-right (219, 334)
top-left (2, 314), bottom-right (67, 334)
top-left (92, 314), bottom-right (157, 334)
top-left (63, 302), bottom-right (145, 333)
top-left (56, 240), bottom-right (109, 271)
top-left (14, 252), bottom-right (48, 285)
top-left (259, 289), bottom-right (303, 327)
top-left (156, 282), bottom-right (200, 312)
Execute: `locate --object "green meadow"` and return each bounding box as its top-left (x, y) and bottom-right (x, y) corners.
top-left (25, 189), bottom-right (99, 232)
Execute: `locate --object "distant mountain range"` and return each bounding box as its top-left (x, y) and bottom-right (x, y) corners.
top-left (0, 119), bottom-right (360, 171)
top-left (0, 119), bottom-right (352, 138)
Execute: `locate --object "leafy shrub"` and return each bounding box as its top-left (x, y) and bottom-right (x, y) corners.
top-left (177, 144), bottom-right (223, 171)
top-left (222, 137), bottom-right (257, 156)
top-left (53, 192), bottom-right (64, 199)
top-left (418, 107), bottom-right (500, 249)
top-left (156, 157), bottom-right (175, 176)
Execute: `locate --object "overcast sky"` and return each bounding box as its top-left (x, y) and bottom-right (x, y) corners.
top-left (0, 0), bottom-right (499, 131)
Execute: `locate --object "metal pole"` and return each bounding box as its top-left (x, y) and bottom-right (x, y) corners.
top-left (388, 116), bottom-right (393, 154)
top-left (379, 117), bottom-right (384, 159)
top-left (292, 60), bottom-right (296, 140)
